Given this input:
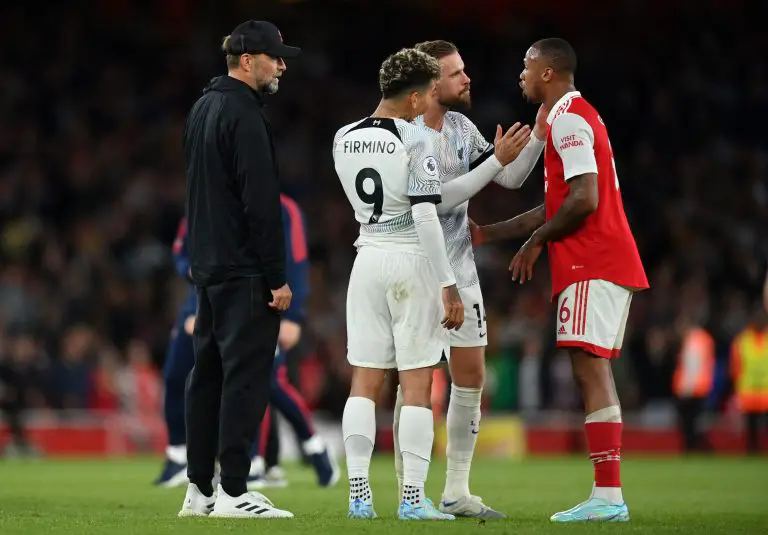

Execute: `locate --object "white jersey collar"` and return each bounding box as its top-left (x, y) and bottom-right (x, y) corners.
top-left (546, 91), bottom-right (581, 125)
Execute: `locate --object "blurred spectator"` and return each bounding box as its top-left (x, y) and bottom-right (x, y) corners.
top-left (729, 305), bottom-right (768, 453)
top-left (672, 316), bottom-right (715, 452)
top-left (0, 330), bottom-right (47, 455)
top-left (49, 325), bottom-right (97, 411)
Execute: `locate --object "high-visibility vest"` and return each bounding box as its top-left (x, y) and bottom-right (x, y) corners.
top-left (673, 327), bottom-right (715, 398)
top-left (731, 328), bottom-right (768, 413)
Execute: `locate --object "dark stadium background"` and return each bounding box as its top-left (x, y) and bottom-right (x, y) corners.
top-left (0, 0), bottom-right (765, 456)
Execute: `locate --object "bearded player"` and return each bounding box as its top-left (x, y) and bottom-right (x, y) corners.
top-left (386, 40), bottom-right (546, 519)
top-left (473, 38), bottom-right (649, 522)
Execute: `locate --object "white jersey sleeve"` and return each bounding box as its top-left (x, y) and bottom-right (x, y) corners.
top-left (493, 133), bottom-right (545, 189)
top-left (463, 114), bottom-right (544, 190)
top-left (551, 112), bottom-right (597, 180)
top-left (402, 124), bottom-right (455, 286)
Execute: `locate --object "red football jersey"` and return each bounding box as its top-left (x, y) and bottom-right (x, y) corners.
top-left (543, 91), bottom-right (649, 299)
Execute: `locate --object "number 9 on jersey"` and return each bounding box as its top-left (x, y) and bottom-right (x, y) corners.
top-left (355, 167), bottom-right (383, 224)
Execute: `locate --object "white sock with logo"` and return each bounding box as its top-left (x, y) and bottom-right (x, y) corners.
top-left (444, 385), bottom-right (482, 500)
top-left (399, 405), bottom-right (434, 506)
top-left (343, 397), bottom-right (376, 504)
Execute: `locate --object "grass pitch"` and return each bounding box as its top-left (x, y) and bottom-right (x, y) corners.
top-left (0, 455), bottom-right (766, 534)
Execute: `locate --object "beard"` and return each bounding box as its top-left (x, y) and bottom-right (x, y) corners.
top-left (262, 78), bottom-right (280, 94)
top-left (439, 90), bottom-right (471, 110)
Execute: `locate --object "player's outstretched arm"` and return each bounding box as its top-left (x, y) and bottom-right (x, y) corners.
top-left (528, 172), bottom-right (597, 246)
top-left (492, 104), bottom-right (548, 190)
top-left (524, 111), bottom-right (599, 246)
top-left (472, 204), bottom-right (546, 244)
top-left (492, 136), bottom-right (544, 190)
top-left (437, 123), bottom-right (530, 214)
top-left (508, 177), bottom-right (597, 284)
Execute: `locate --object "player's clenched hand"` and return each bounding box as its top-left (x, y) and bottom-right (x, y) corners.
top-left (493, 122), bottom-right (532, 166)
top-left (510, 234), bottom-right (543, 284)
top-left (441, 284), bottom-right (464, 331)
top-left (468, 218), bottom-right (485, 247)
top-left (269, 283), bottom-right (293, 312)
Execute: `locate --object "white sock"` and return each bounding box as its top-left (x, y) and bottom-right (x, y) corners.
top-left (398, 405), bottom-right (434, 506)
top-left (444, 385), bottom-right (482, 499)
top-left (393, 385), bottom-right (404, 493)
top-left (166, 444), bottom-right (186, 465)
top-left (343, 397), bottom-right (376, 503)
top-left (249, 455), bottom-right (265, 477)
top-left (592, 486), bottom-right (624, 504)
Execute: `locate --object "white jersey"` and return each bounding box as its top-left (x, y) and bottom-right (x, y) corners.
top-left (333, 117), bottom-right (441, 250)
top-left (414, 112), bottom-right (493, 288)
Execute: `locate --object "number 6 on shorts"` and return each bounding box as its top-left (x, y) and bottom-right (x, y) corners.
top-left (555, 279), bottom-right (634, 360)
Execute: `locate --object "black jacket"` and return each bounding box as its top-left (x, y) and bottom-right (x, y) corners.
top-left (183, 75), bottom-right (285, 289)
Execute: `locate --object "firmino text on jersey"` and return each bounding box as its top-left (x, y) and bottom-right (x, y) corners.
top-left (343, 140), bottom-right (397, 154)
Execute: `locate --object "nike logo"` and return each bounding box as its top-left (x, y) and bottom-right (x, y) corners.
top-left (479, 332), bottom-right (486, 338)
top-left (442, 500), bottom-right (458, 507)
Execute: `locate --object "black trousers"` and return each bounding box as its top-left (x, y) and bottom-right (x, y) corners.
top-left (676, 397), bottom-right (710, 452)
top-left (185, 276), bottom-right (280, 496)
top-left (745, 412), bottom-right (768, 453)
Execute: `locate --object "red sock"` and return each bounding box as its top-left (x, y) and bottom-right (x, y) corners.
top-left (585, 422), bottom-right (622, 487)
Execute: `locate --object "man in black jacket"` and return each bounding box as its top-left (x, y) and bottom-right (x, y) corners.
top-left (178, 20), bottom-right (299, 519)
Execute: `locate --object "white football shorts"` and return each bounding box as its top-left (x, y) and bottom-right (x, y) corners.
top-left (448, 283), bottom-right (488, 348)
top-left (555, 279), bottom-right (633, 359)
top-left (346, 245), bottom-right (450, 371)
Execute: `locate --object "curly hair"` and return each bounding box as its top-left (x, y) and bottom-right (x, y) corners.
top-left (378, 48), bottom-right (441, 99)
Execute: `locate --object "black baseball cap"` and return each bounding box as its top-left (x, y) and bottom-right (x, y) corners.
top-left (225, 20), bottom-right (301, 59)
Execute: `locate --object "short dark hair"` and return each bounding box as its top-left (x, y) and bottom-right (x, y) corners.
top-left (414, 40), bottom-right (458, 60)
top-left (532, 38), bottom-right (577, 75)
top-left (379, 48), bottom-right (441, 99)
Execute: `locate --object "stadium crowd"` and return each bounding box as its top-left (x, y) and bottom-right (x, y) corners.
top-left (0, 1), bottom-right (764, 440)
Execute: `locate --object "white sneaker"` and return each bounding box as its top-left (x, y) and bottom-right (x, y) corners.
top-left (208, 484), bottom-right (294, 518)
top-left (439, 495), bottom-right (506, 519)
top-left (178, 483), bottom-right (216, 517)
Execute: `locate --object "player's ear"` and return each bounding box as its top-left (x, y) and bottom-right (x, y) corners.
top-left (240, 53), bottom-right (254, 73)
top-left (541, 66), bottom-right (553, 83)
